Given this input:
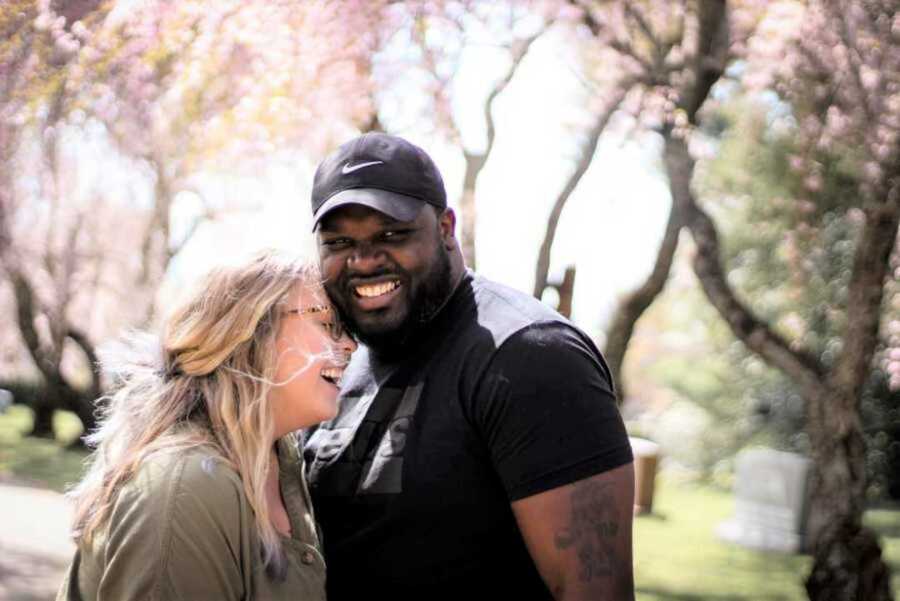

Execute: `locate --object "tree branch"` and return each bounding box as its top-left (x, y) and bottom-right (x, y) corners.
top-left (665, 131), bottom-right (828, 399)
top-left (681, 0), bottom-right (728, 124)
top-left (483, 23), bottom-right (549, 157)
top-left (66, 326), bottom-right (101, 399)
top-left (824, 0), bottom-right (876, 128)
top-left (832, 157), bottom-right (900, 401)
top-left (6, 264), bottom-right (69, 387)
top-left (604, 188), bottom-right (683, 398)
top-left (622, 3), bottom-right (659, 52)
top-left (533, 81), bottom-right (634, 298)
top-left (569, 0), bottom-right (602, 37)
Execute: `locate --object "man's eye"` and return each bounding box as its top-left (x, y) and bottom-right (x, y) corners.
top-left (322, 238), bottom-right (350, 248)
top-left (382, 230), bottom-right (410, 241)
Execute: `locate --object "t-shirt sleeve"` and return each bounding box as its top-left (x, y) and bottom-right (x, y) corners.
top-left (97, 454), bottom-right (247, 601)
top-left (473, 321), bottom-right (633, 501)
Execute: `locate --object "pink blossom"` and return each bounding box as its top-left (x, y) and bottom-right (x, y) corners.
top-left (803, 174), bottom-right (823, 192)
top-left (863, 161), bottom-right (882, 183)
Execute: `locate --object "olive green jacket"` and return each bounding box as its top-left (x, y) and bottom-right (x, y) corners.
top-left (57, 439), bottom-right (326, 601)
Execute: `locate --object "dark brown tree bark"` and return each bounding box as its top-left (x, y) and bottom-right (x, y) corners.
top-left (559, 0), bottom-right (700, 397)
top-left (456, 28), bottom-right (546, 270)
top-left (804, 167), bottom-right (899, 600)
top-left (412, 16), bottom-right (548, 269)
top-left (572, 0), bottom-right (900, 601)
top-left (603, 199), bottom-right (682, 398)
top-left (666, 127), bottom-right (896, 601)
top-left (458, 150), bottom-right (486, 269)
top-left (599, 0), bottom-right (727, 400)
top-left (5, 265), bottom-right (100, 439)
top-left (532, 84), bottom-right (631, 300)
top-left (654, 9), bottom-right (898, 595)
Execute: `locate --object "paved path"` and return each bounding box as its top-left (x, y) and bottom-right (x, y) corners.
top-left (0, 481), bottom-right (73, 601)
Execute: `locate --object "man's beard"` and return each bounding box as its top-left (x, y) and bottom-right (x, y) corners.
top-left (328, 245), bottom-right (453, 358)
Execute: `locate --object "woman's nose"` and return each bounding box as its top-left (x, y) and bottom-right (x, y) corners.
top-left (340, 331), bottom-right (358, 354)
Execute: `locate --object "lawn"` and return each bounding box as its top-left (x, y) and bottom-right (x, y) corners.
top-left (1, 406), bottom-right (898, 599)
top-left (0, 405), bottom-right (88, 492)
top-left (634, 475), bottom-right (900, 600)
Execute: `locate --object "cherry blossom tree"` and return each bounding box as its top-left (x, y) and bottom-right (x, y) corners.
top-left (555, 0), bottom-right (895, 597)
top-left (0, 0), bottom-right (401, 437)
top-left (0, 0), bottom-right (112, 435)
top-left (755, 2), bottom-right (898, 598)
top-left (71, 0), bottom-right (390, 312)
top-left (532, 0), bottom-right (767, 397)
top-left (406, 1), bottom-right (560, 269)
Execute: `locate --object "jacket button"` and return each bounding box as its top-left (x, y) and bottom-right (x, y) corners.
top-left (301, 550), bottom-right (315, 565)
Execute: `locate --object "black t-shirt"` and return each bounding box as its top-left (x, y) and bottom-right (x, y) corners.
top-left (303, 273), bottom-right (632, 600)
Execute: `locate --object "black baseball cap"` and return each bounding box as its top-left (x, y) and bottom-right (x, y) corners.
top-left (311, 133), bottom-right (447, 229)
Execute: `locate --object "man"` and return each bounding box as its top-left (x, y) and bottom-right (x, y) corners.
top-left (303, 132), bottom-right (635, 600)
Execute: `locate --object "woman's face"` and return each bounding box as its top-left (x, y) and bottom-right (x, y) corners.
top-left (269, 282), bottom-right (356, 439)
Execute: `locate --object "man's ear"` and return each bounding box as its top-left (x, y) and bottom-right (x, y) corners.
top-left (439, 208), bottom-right (457, 249)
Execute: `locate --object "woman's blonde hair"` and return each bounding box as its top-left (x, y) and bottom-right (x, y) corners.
top-left (68, 249), bottom-right (323, 575)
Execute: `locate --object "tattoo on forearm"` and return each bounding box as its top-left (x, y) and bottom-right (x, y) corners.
top-left (554, 481), bottom-right (619, 583)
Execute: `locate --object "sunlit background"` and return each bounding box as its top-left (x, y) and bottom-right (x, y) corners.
top-left (1, 1), bottom-right (898, 600)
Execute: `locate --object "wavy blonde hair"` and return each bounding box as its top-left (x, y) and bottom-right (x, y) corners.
top-left (68, 250), bottom-right (324, 575)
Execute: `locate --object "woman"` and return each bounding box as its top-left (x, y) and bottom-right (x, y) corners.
top-left (57, 250), bottom-right (356, 600)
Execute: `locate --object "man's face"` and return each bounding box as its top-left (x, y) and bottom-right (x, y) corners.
top-left (316, 204), bottom-right (453, 353)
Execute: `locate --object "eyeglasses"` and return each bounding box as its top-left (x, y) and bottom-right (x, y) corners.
top-left (283, 304), bottom-right (345, 341)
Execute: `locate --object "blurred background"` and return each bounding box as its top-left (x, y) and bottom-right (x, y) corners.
top-left (1, 1), bottom-right (898, 600)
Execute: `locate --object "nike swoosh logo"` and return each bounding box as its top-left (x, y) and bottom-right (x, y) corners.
top-left (342, 160), bottom-right (384, 174)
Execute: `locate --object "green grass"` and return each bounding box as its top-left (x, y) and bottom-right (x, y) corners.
top-left (635, 476), bottom-right (900, 600)
top-left (1, 407), bottom-right (898, 599)
top-left (0, 405), bottom-right (89, 492)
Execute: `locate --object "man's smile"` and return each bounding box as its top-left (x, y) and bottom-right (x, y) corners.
top-left (354, 279), bottom-right (401, 298)
top-left (345, 277), bottom-right (404, 312)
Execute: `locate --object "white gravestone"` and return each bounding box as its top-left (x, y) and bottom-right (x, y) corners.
top-left (717, 448), bottom-right (811, 553)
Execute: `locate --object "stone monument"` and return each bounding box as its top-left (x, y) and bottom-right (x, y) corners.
top-left (717, 448), bottom-right (811, 553)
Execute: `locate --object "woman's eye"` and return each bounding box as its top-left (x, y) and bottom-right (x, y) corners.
top-left (321, 321), bottom-right (342, 339)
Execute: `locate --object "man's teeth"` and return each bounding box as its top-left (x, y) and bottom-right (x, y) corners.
top-left (355, 281), bottom-right (399, 298)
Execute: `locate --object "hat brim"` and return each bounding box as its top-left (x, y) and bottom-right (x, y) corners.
top-left (312, 188), bottom-right (424, 231)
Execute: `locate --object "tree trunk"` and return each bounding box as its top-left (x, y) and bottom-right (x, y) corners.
top-left (805, 163), bottom-right (899, 601)
top-left (603, 197), bottom-right (682, 400)
top-left (804, 388), bottom-right (891, 601)
top-left (556, 266), bottom-right (576, 318)
top-left (666, 128), bottom-right (896, 601)
top-left (64, 390), bottom-right (97, 443)
top-left (30, 400), bottom-right (56, 438)
top-left (459, 151), bottom-right (486, 270)
top-left (533, 86), bottom-right (631, 299)
top-left (5, 262), bottom-right (98, 440)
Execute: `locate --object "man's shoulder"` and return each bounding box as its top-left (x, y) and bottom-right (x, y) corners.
top-left (466, 275), bottom-right (612, 387)
top-left (467, 272), bottom-right (585, 348)
top-left (492, 321), bottom-right (610, 381)
top-left (470, 272), bottom-right (562, 322)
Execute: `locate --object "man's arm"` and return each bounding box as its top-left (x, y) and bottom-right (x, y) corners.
top-left (473, 322), bottom-right (634, 598)
top-left (511, 463), bottom-right (635, 600)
